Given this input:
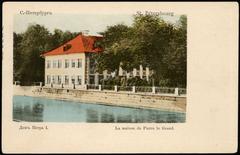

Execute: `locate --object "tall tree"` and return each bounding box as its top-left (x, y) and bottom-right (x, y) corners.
top-left (162, 15), bottom-right (187, 87)
top-left (19, 24), bottom-right (51, 85)
top-left (13, 32), bottom-right (23, 81)
top-left (131, 13), bottom-right (175, 79)
top-left (13, 24), bottom-right (80, 85)
top-left (94, 24), bottom-right (132, 72)
top-left (94, 13), bottom-right (187, 87)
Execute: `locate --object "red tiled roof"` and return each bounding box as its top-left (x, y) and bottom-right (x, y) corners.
top-left (42, 34), bottom-right (103, 56)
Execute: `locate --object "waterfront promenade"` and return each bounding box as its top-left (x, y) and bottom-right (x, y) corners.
top-left (13, 85), bottom-right (186, 113)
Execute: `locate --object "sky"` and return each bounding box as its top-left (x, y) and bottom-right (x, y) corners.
top-left (14, 13), bottom-right (180, 36)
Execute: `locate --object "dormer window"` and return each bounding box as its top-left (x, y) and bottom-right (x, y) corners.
top-left (63, 44), bottom-right (72, 51)
top-left (93, 40), bottom-right (102, 49)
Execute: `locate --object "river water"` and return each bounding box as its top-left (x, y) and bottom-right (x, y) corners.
top-left (13, 95), bottom-right (185, 123)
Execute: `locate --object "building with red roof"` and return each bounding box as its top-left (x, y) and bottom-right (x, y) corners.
top-left (42, 34), bottom-right (103, 88)
top-left (43, 34), bottom-right (103, 57)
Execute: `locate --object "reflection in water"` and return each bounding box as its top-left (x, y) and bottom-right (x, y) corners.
top-left (100, 112), bottom-right (115, 123)
top-left (13, 96), bottom-right (186, 123)
top-left (86, 109), bottom-right (99, 122)
top-left (13, 101), bottom-right (44, 122)
top-left (33, 103), bottom-right (44, 114)
top-left (116, 115), bottom-right (133, 123)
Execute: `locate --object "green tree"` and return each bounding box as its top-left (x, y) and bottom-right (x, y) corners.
top-left (131, 13), bottom-right (175, 82)
top-left (13, 24), bottom-right (80, 85)
top-left (13, 32), bottom-right (23, 81)
top-left (18, 24), bottom-right (51, 85)
top-left (95, 14), bottom-right (187, 87)
top-left (162, 15), bottom-right (187, 87)
top-left (94, 24), bottom-right (132, 73)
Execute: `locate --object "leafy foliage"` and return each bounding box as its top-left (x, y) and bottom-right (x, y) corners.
top-left (95, 14), bottom-right (187, 87)
top-left (13, 24), bottom-right (79, 85)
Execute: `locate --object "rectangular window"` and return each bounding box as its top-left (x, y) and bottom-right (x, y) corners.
top-left (52, 75), bottom-right (55, 84)
top-left (58, 60), bottom-right (62, 68)
top-left (71, 76), bottom-right (75, 84)
top-left (71, 59), bottom-right (75, 68)
top-left (57, 75), bottom-right (61, 84)
top-left (55, 75), bottom-right (58, 84)
top-left (76, 75), bottom-right (82, 85)
top-left (65, 75), bottom-right (69, 85)
top-left (47, 75), bottom-right (51, 84)
top-left (53, 60), bottom-right (57, 68)
top-left (65, 59), bottom-right (69, 68)
top-left (77, 59), bottom-right (82, 68)
top-left (47, 60), bottom-right (51, 68)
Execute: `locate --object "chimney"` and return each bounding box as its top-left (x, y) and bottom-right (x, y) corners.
top-left (81, 30), bottom-right (89, 36)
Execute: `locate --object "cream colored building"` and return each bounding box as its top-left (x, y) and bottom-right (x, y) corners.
top-left (42, 34), bottom-right (103, 89)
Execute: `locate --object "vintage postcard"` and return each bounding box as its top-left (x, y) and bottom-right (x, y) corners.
top-left (2, 2), bottom-right (238, 153)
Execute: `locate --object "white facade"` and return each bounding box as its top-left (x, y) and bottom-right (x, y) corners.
top-left (44, 53), bottom-right (86, 89)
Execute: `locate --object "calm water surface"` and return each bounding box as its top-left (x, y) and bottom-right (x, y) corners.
top-left (13, 95), bottom-right (185, 123)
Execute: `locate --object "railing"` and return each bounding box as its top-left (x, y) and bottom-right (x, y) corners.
top-left (178, 88), bottom-right (187, 95)
top-left (135, 86), bottom-right (152, 93)
top-left (155, 87), bottom-right (175, 94)
top-left (87, 84), bottom-right (99, 90)
top-left (32, 82), bottom-right (43, 86)
top-left (102, 85), bottom-right (114, 91)
top-left (13, 81), bottom-right (43, 86)
top-left (118, 86), bottom-right (132, 91)
top-left (19, 81), bottom-right (186, 96)
top-left (13, 81), bottom-right (20, 85)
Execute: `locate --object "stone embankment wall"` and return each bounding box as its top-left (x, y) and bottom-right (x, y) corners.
top-left (13, 86), bottom-right (186, 113)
